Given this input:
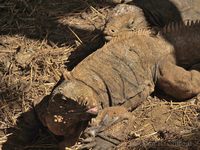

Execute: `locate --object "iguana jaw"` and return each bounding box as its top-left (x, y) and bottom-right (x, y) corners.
top-left (103, 29), bottom-right (136, 41)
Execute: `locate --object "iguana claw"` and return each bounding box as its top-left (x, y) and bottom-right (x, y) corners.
top-left (80, 114), bottom-right (123, 149)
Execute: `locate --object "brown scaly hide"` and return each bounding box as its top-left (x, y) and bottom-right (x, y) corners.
top-left (156, 21), bottom-right (200, 99)
top-left (35, 21), bottom-right (200, 149)
top-left (79, 21), bottom-right (200, 149)
top-left (62, 21), bottom-right (200, 112)
top-left (103, 4), bottom-right (149, 41)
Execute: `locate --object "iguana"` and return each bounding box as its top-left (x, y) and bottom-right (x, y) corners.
top-left (34, 20), bottom-right (200, 149)
top-left (104, 1), bottom-right (200, 40)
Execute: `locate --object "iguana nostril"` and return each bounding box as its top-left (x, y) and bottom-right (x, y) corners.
top-left (111, 29), bottom-right (115, 33)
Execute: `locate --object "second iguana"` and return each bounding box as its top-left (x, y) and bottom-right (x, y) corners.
top-left (104, 1), bottom-right (200, 40)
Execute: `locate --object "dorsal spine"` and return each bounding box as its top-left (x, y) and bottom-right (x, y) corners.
top-left (159, 20), bottom-right (200, 35)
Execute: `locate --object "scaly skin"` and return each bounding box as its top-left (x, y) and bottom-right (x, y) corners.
top-left (104, 1), bottom-right (200, 40)
top-left (103, 4), bottom-right (149, 41)
top-left (35, 21), bottom-right (200, 149)
top-left (80, 21), bottom-right (200, 149)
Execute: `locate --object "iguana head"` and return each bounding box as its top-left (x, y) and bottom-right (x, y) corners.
top-left (103, 4), bottom-right (149, 41)
top-left (35, 80), bottom-right (98, 136)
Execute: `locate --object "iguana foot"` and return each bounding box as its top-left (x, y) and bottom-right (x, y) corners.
top-left (80, 136), bottom-right (117, 150)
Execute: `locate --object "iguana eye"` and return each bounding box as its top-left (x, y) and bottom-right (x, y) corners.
top-left (61, 96), bottom-right (72, 106)
top-left (53, 94), bottom-right (72, 106)
top-left (130, 20), bottom-right (134, 25)
top-left (127, 20), bottom-right (135, 28)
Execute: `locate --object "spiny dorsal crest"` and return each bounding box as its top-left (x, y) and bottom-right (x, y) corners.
top-left (105, 29), bottom-right (151, 46)
top-left (159, 20), bottom-right (200, 35)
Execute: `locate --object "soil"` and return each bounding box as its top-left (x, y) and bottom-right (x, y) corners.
top-left (0, 0), bottom-right (200, 150)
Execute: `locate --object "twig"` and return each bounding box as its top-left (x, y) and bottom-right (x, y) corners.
top-left (0, 50), bottom-right (16, 52)
top-left (0, 133), bottom-right (13, 141)
top-left (184, 107), bottom-right (193, 126)
top-left (67, 26), bottom-right (90, 52)
top-left (90, 6), bottom-right (106, 19)
top-left (165, 104), bottom-right (180, 123)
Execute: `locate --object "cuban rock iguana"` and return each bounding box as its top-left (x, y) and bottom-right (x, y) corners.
top-left (34, 20), bottom-right (200, 149)
top-left (104, 1), bottom-right (200, 40)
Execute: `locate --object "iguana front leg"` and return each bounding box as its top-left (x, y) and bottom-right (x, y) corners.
top-left (79, 114), bottom-right (121, 150)
top-left (157, 59), bottom-right (200, 100)
top-left (80, 106), bottom-right (134, 149)
top-left (122, 80), bottom-right (154, 111)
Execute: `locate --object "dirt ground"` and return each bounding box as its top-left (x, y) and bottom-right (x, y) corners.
top-left (0, 0), bottom-right (200, 150)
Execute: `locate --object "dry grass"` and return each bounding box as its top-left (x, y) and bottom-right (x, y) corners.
top-left (0, 0), bottom-right (200, 150)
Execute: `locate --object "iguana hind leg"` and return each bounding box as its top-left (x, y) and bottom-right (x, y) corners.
top-left (157, 59), bottom-right (200, 100)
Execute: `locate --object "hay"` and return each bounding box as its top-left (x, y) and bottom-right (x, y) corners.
top-left (0, 0), bottom-right (200, 149)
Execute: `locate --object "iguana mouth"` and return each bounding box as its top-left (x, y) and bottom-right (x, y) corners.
top-left (104, 35), bottom-right (113, 41)
top-left (86, 106), bottom-right (98, 115)
top-left (104, 29), bottom-right (136, 41)
top-left (67, 106), bottom-right (98, 116)
top-left (103, 29), bottom-right (114, 41)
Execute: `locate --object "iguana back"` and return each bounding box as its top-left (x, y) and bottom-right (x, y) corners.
top-left (160, 21), bottom-right (200, 69)
top-left (65, 21), bottom-right (200, 110)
